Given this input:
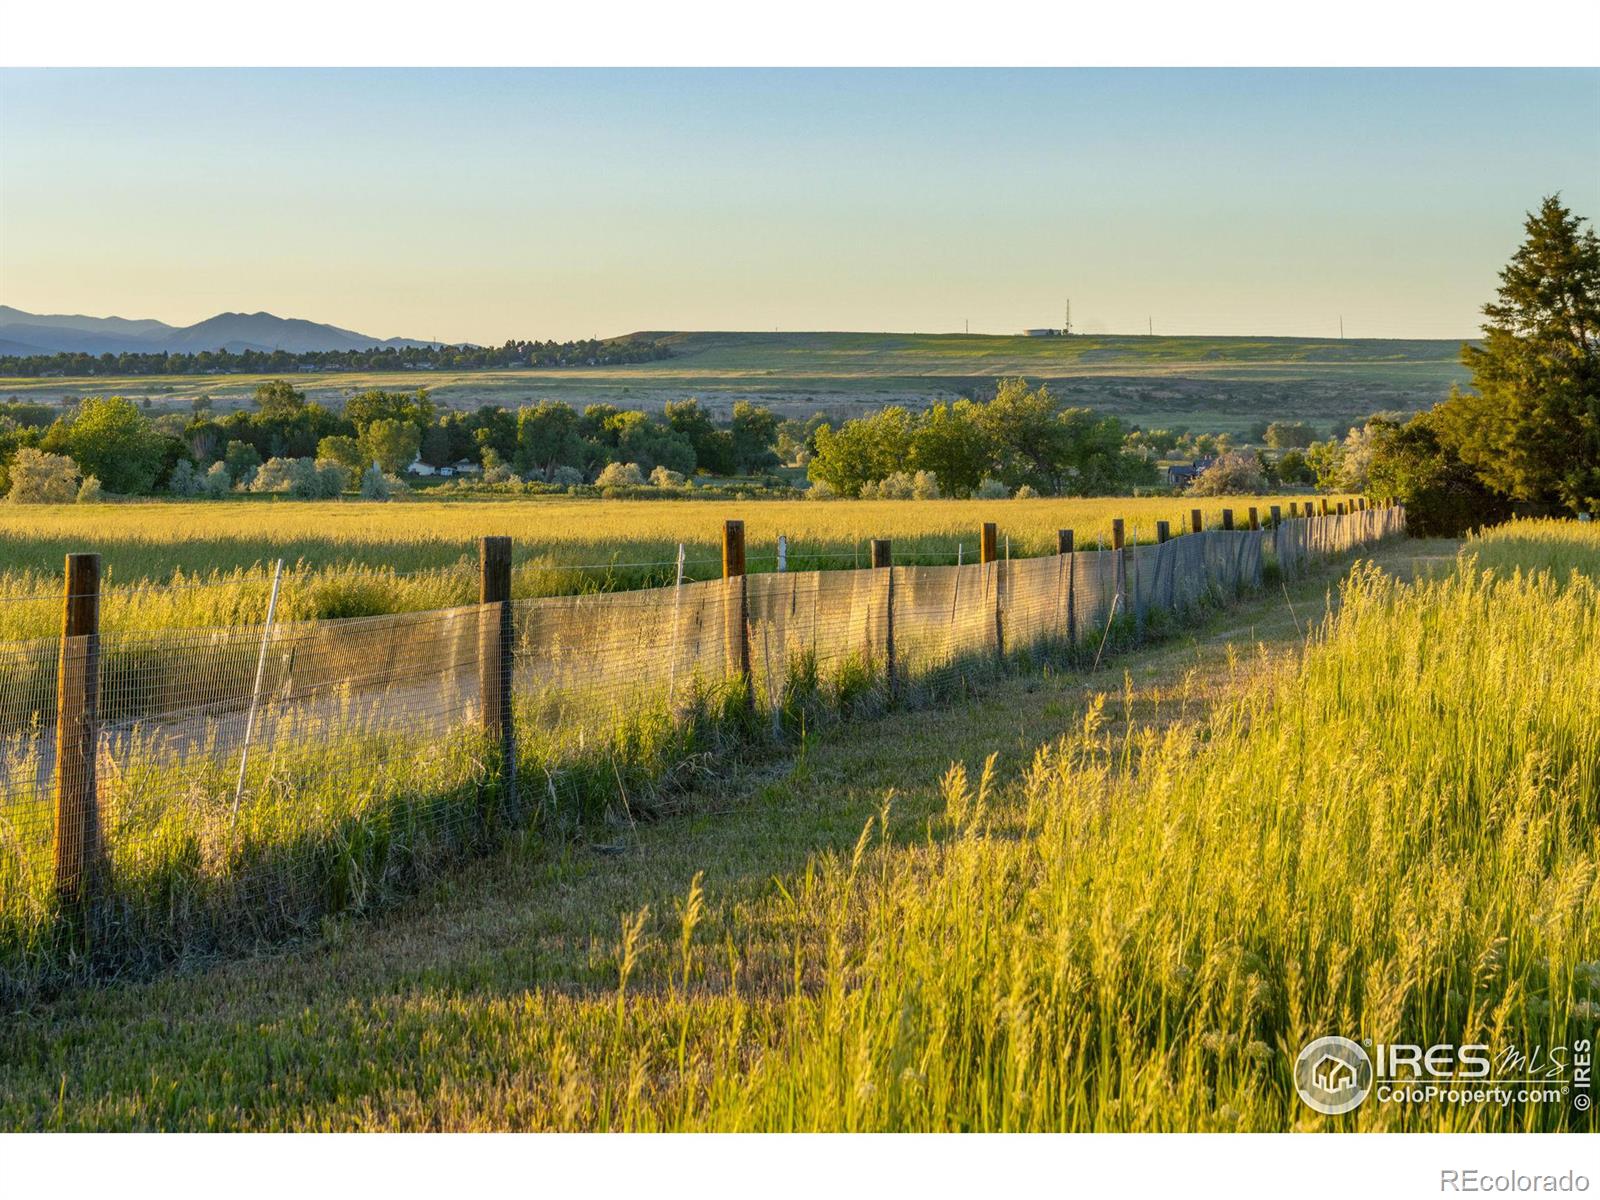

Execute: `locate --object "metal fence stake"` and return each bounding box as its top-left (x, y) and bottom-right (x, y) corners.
top-left (230, 557), bottom-right (284, 828)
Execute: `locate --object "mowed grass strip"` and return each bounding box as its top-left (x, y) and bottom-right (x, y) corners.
top-left (13, 536), bottom-right (1587, 1134)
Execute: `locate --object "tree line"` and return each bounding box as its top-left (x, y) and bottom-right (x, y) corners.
top-left (804, 378), bottom-right (1157, 499)
top-left (0, 383), bottom-right (786, 501)
top-left (0, 336), bottom-right (674, 378)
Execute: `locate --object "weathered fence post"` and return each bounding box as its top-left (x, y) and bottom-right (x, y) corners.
top-left (54, 553), bottom-right (101, 913)
top-left (1111, 518), bottom-right (1127, 614)
top-left (981, 522), bottom-right (1003, 661)
top-left (1221, 509), bottom-right (1234, 532)
top-left (1248, 507), bottom-right (1260, 531)
top-left (1320, 498), bottom-right (1331, 516)
top-left (871, 539), bottom-right (895, 699)
top-left (1190, 508), bottom-right (1203, 534)
top-left (979, 522), bottom-right (998, 564)
top-left (1337, 501), bottom-right (1347, 516)
top-left (478, 536), bottom-right (517, 815)
top-left (1270, 505), bottom-right (1282, 527)
top-left (1059, 529), bottom-right (1076, 647)
top-left (1156, 520), bottom-right (1170, 543)
top-left (723, 519), bottom-right (753, 709)
top-left (1289, 501), bottom-right (1299, 518)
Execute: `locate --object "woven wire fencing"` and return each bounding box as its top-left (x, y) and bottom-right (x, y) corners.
top-left (0, 505), bottom-right (1405, 996)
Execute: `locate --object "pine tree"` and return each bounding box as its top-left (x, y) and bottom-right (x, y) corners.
top-left (1437, 195), bottom-right (1600, 513)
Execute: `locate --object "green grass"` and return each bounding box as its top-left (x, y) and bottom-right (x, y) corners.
top-left (11, 532), bottom-right (1592, 1132)
top-left (1467, 516), bottom-right (1600, 580)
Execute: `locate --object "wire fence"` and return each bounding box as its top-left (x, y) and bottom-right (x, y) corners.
top-left (0, 503), bottom-right (1405, 997)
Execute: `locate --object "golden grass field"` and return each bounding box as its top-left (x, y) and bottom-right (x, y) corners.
top-left (0, 493), bottom-right (1335, 636)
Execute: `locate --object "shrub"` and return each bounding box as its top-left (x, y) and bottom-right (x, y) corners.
top-left (166, 459), bottom-right (202, 497)
top-left (252, 457), bottom-right (347, 499)
top-left (76, 475), bottom-right (104, 504)
top-left (862, 471), bottom-right (916, 500)
top-left (1188, 451), bottom-right (1266, 496)
top-left (595, 461), bottom-right (646, 488)
top-left (649, 466), bottom-right (688, 488)
top-left (549, 465), bottom-right (584, 487)
top-left (911, 470), bottom-right (942, 500)
top-left (200, 462), bottom-right (233, 498)
top-left (807, 479), bottom-right (837, 500)
top-left (359, 464), bottom-right (392, 500)
top-left (976, 477), bottom-right (1009, 499)
top-left (6, 448), bottom-right (80, 503)
top-left (1013, 484), bottom-right (1039, 499)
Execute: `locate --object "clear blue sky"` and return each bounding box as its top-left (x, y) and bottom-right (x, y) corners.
top-left (2, 68), bottom-right (1597, 342)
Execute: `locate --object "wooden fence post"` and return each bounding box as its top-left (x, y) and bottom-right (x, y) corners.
top-left (1155, 520), bottom-right (1170, 543)
top-left (1221, 509), bottom-right (1234, 532)
top-left (1321, 498), bottom-right (1330, 516)
top-left (1337, 501), bottom-right (1347, 516)
top-left (1270, 505), bottom-right (1282, 527)
top-left (980, 522), bottom-right (1003, 660)
top-left (1248, 507), bottom-right (1260, 531)
top-left (478, 536), bottom-right (517, 815)
top-left (54, 553), bottom-right (102, 912)
top-left (871, 539), bottom-right (895, 698)
top-left (723, 520), bottom-right (752, 709)
top-left (1111, 518), bottom-right (1127, 615)
top-left (1190, 508), bottom-right (1203, 534)
top-left (1289, 501), bottom-right (1299, 518)
top-left (1059, 529), bottom-right (1076, 647)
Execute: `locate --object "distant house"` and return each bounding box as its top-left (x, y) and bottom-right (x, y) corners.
top-left (451, 459), bottom-right (482, 475)
top-left (1167, 456), bottom-right (1216, 488)
top-left (1023, 328), bottom-right (1062, 337)
top-left (408, 458), bottom-right (437, 476)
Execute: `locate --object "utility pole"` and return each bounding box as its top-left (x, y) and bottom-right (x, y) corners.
top-left (1064, 300), bottom-right (1072, 337)
top-left (1339, 316), bottom-right (1344, 340)
top-left (1148, 315), bottom-right (1153, 337)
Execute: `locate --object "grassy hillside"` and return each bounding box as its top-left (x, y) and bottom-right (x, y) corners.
top-left (0, 331), bottom-right (1470, 436)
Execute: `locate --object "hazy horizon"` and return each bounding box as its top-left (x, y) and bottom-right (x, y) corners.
top-left (3, 68), bottom-right (1597, 344)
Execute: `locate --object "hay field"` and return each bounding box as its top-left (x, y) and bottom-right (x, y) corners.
top-left (0, 493), bottom-right (1331, 636)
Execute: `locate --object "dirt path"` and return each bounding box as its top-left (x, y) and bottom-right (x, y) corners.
top-left (0, 536), bottom-right (1459, 1130)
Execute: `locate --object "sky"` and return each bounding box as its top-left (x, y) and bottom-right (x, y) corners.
top-left (2, 68), bottom-right (1597, 343)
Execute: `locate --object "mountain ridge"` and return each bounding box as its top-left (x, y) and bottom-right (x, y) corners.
top-left (0, 307), bottom-right (437, 355)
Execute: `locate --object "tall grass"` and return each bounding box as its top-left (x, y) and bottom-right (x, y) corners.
top-left (1468, 516), bottom-right (1600, 580)
top-left (494, 557), bottom-right (1595, 1131)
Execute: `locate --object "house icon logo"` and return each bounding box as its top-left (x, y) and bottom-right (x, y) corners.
top-left (1294, 1036), bottom-right (1374, 1115)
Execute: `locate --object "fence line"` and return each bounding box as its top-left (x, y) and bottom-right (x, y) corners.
top-left (0, 501), bottom-right (1405, 997)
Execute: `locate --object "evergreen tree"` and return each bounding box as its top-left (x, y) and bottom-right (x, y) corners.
top-left (1437, 195), bottom-right (1600, 513)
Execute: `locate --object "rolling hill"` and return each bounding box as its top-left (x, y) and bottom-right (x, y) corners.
top-left (0, 327), bottom-right (1473, 436)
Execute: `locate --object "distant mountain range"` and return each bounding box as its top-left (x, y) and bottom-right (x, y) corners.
top-left (0, 307), bottom-right (439, 356)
